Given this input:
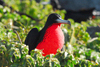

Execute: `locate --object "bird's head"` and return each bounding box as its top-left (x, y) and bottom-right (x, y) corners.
top-left (45, 13), bottom-right (71, 27)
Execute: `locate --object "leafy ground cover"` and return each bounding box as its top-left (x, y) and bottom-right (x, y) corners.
top-left (0, 0), bottom-right (100, 67)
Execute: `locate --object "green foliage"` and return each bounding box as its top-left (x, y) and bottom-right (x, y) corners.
top-left (0, 0), bottom-right (100, 66)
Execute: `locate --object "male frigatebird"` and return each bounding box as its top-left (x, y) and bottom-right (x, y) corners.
top-left (25, 13), bottom-right (71, 56)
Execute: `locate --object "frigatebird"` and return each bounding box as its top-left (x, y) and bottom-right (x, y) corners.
top-left (25, 13), bottom-right (71, 56)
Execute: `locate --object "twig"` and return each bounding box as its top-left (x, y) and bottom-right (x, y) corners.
top-left (15, 11), bottom-right (42, 21)
top-left (14, 30), bottom-right (22, 44)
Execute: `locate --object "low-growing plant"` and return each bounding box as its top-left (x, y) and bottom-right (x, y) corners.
top-left (0, 0), bottom-right (100, 66)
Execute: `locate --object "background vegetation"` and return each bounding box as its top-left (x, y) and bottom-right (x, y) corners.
top-left (0, 0), bottom-right (100, 67)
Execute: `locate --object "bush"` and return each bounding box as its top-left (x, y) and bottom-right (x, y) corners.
top-left (0, 0), bottom-right (100, 66)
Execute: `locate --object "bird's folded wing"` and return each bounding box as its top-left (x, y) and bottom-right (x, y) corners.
top-left (25, 28), bottom-right (39, 51)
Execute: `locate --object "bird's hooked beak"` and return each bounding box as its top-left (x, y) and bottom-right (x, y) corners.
top-left (56, 19), bottom-right (71, 26)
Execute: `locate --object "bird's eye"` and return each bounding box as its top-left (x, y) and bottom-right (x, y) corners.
top-left (56, 15), bottom-right (61, 20)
